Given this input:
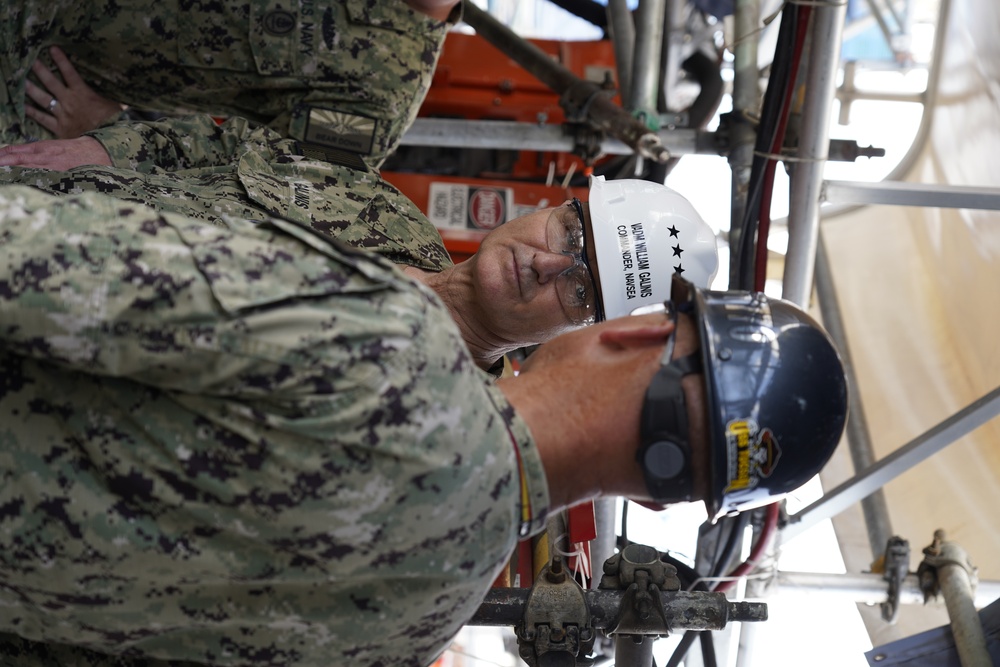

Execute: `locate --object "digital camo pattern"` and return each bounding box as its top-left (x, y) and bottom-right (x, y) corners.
top-left (0, 0), bottom-right (451, 167)
top-left (0, 113), bottom-right (454, 273)
top-left (0, 186), bottom-right (550, 666)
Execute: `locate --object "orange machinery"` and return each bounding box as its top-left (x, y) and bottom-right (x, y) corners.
top-left (382, 31), bottom-right (622, 262)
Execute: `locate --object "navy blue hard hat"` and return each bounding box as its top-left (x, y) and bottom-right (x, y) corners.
top-left (693, 286), bottom-right (849, 521)
top-left (637, 277), bottom-right (849, 522)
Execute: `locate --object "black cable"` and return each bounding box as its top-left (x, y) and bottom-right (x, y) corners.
top-left (683, 51), bottom-right (726, 129)
top-left (662, 513), bottom-right (748, 667)
top-left (620, 499), bottom-right (630, 547)
top-left (733, 3), bottom-right (800, 290)
top-left (699, 629), bottom-right (718, 666)
top-left (664, 631), bottom-right (699, 667)
top-left (661, 553), bottom-right (703, 590)
top-left (708, 512), bottom-right (751, 583)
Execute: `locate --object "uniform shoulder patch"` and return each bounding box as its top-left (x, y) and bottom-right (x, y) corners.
top-left (303, 106), bottom-right (377, 156)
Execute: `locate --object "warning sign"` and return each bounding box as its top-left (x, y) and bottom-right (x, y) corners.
top-left (428, 183), bottom-right (514, 230)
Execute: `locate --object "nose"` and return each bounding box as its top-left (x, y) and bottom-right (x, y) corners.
top-left (533, 251), bottom-right (576, 284)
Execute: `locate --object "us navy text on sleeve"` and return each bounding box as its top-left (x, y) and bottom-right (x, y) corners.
top-left (300, 0), bottom-right (314, 57)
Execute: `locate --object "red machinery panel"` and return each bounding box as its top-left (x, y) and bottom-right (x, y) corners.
top-left (384, 32), bottom-right (619, 263)
top-left (421, 32), bottom-right (618, 124)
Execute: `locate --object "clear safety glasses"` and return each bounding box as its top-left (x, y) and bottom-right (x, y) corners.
top-left (544, 198), bottom-right (605, 325)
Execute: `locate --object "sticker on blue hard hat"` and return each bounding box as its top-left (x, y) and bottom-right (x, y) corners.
top-left (724, 418), bottom-right (782, 493)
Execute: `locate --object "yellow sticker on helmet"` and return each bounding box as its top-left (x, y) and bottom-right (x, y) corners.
top-left (724, 418), bottom-right (782, 493)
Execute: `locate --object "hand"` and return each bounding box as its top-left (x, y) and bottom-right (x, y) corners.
top-left (0, 137), bottom-right (113, 170)
top-left (401, 0), bottom-right (460, 20)
top-left (25, 46), bottom-right (126, 139)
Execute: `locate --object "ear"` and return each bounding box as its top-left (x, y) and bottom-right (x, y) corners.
top-left (598, 316), bottom-right (674, 349)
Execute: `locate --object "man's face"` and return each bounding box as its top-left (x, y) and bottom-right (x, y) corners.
top-left (514, 308), bottom-right (713, 508)
top-left (468, 201), bottom-right (600, 345)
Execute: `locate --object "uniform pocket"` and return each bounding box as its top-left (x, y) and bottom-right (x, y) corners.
top-left (176, 0), bottom-right (298, 75)
top-left (248, 1), bottom-right (301, 75)
top-left (161, 209), bottom-right (387, 316)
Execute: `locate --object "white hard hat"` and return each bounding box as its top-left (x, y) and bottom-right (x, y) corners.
top-left (588, 175), bottom-right (719, 319)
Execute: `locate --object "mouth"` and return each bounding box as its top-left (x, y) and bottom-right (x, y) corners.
top-left (512, 251), bottom-right (523, 298)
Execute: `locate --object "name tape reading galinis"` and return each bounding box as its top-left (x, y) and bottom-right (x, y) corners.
top-left (616, 221), bottom-right (653, 300)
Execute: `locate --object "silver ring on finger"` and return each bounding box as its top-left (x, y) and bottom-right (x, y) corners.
top-left (48, 98), bottom-right (58, 111)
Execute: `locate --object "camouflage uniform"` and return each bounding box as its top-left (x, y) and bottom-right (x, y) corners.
top-left (0, 0), bottom-right (452, 168)
top-left (0, 113), bottom-right (453, 273)
top-left (0, 185), bottom-right (550, 666)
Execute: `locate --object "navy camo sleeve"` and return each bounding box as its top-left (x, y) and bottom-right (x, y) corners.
top-left (87, 115), bottom-right (263, 173)
top-left (0, 185), bottom-right (394, 393)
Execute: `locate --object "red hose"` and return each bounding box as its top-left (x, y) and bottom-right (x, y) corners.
top-left (713, 502), bottom-right (780, 593)
top-left (753, 6), bottom-right (813, 292)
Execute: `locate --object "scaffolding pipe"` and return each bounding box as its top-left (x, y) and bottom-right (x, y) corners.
top-left (814, 234), bottom-right (894, 560)
top-left (606, 0), bottom-right (635, 105)
top-left (783, 385), bottom-right (1000, 542)
top-left (661, 0), bottom-right (686, 112)
top-left (861, 0), bottom-right (901, 55)
top-left (763, 0), bottom-right (949, 229)
top-left (628, 0), bottom-right (667, 119)
top-left (400, 118), bottom-right (710, 155)
top-left (772, 571), bottom-right (1000, 607)
top-left (615, 636), bottom-right (655, 667)
top-left (929, 532), bottom-right (993, 667)
top-left (727, 0), bottom-right (760, 288)
top-left (590, 498), bottom-right (617, 590)
top-left (781, 0), bottom-right (848, 307)
top-left (883, 0), bottom-right (908, 34)
top-left (725, 8), bottom-right (762, 662)
top-left (471, 589), bottom-right (767, 628)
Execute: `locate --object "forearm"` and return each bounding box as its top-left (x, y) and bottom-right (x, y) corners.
top-left (87, 114), bottom-right (260, 173)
